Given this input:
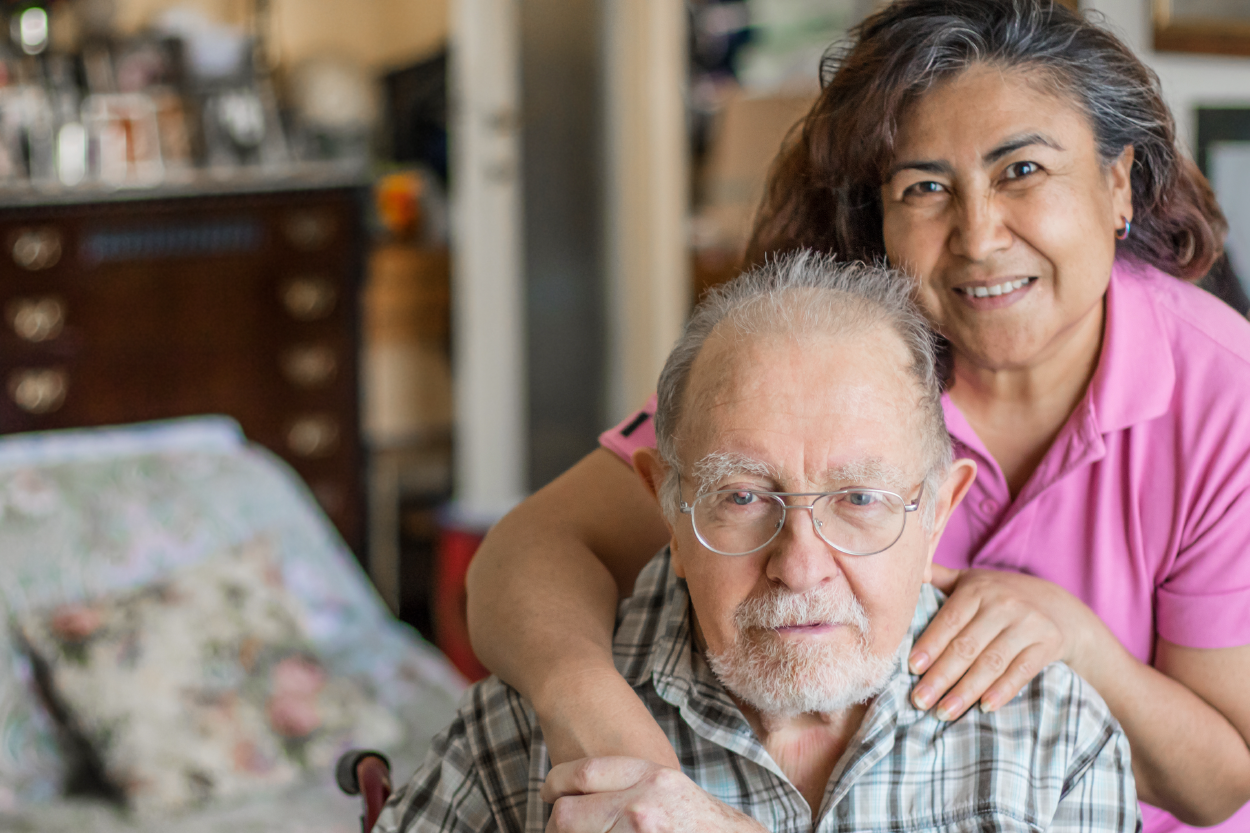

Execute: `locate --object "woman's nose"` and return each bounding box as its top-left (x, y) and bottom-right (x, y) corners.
top-left (765, 505), bottom-right (838, 594)
top-left (950, 196), bottom-right (1012, 262)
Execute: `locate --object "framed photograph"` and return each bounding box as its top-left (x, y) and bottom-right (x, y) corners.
top-left (1197, 108), bottom-right (1250, 312)
top-left (1154, 0), bottom-right (1250, 57)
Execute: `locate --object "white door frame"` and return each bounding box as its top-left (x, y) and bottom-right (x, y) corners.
top-left (449, 0), bottom-right (527, 525)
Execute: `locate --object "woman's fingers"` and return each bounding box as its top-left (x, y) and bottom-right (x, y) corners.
top-left (910, 578), bottom-right (1041, 711)
top-left (979, 641), bottom-right (1055, 712)
top-left (910, 602), bottom-right (1005, 712)
top-left (908, 583), bottom-right (983, 678)
top-left (910, 569), bottom-right (1090, 718)
top-left (541, 757), bottom-right (658, 803)
top-left (930, 630), bottom-right (1058, 720)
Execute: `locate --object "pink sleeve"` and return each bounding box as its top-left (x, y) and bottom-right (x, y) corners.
top-left (1155, 485), bottom-right (1250, 650)
top-left (598, 394), bottom-right (658, 467)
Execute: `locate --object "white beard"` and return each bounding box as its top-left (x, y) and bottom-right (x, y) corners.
top-left (705, 584), bottom-right (897, 720)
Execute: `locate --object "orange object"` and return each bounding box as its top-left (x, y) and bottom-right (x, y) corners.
top-left (376, 172), bottom-right (424, 240)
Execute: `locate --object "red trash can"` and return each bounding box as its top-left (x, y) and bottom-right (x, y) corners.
top-left (433, 525), bottom-right (490, 682)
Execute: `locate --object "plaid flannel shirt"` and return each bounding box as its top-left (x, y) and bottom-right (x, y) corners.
top-left (378, 549), bottom-right (1140, 833)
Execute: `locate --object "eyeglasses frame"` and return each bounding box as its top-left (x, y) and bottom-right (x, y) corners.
top-left (677, 477), bottom-right (923, 557)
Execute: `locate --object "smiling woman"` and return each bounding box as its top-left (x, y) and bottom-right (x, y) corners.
top-left (880, 66), bottom-right (1131, 491)
top-left (464, 3), bottom-right (1250, 833)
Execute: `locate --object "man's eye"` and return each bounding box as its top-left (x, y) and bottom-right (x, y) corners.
top-left (1004, 161), bottom-right (1039, 180)
top-left (730, 491), bottom-right (757, 506)
top-left (843, 491), bottom-right (880, 507)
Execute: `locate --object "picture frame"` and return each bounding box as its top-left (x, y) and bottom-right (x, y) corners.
top-left (1196, 107), bottom-right (1250, 312)
top-left (1154, 0), bottom-right (1250, 57)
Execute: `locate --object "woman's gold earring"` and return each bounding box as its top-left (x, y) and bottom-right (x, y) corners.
top-left (1116, 218), bottom-right (1131, 240)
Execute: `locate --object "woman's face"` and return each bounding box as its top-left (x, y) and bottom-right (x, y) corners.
top-left (880, 65), bottom-right (1134, 372)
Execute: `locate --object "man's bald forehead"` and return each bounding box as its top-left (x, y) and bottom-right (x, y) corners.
top-left (675, 319), bottom-right (922, 446)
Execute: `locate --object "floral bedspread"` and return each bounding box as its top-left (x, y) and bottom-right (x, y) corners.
top-left (0, 417), bottom-right (464, 827)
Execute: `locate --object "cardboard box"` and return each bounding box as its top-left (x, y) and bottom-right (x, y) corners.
top-left (696, 91), bottom-right (817, 256)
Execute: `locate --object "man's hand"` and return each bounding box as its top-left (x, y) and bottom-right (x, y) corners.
top-left (541, 757), bottom-right (766, 833)
top-left (910, 565), bottom-right (1101, 719)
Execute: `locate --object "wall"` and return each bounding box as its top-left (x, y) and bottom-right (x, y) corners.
top-left (1086, 0), bottom-right (1250, 152)
top-left (520, 0), bottom-right (606, 489)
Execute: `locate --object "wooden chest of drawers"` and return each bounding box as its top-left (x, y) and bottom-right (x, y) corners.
top-left (0, 183), bottom-right (367, 553)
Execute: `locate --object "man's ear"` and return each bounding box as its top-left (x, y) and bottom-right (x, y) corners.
top-left (921, 458), bottom-right (977, 583)
top-left (632, 447), bottom-right (683, 575)
top-left (632, 446), bottom-right (666, 505)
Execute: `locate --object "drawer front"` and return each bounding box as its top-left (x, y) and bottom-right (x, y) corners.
top-left (0, 189), bottom-right (366, 552)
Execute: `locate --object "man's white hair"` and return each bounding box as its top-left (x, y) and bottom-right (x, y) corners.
top-left (653, 250), bottom-right (951, 528)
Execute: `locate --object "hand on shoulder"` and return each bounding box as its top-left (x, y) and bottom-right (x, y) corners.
top-left (910, 565), bottom-right (1108, 719)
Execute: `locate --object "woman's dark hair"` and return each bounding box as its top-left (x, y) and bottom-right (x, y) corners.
top-left (745, 0), bottom-right (1226, 281)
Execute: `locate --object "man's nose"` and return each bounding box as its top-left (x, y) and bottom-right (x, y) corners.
top-left (764, 505), bottom-right (839, 594)
top-left (949, 194), bottom-right (1012, 262)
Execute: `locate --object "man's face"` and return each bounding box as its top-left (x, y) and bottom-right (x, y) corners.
top-left (666, 324), bottom-right (937, 717)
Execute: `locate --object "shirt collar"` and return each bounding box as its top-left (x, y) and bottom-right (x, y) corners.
top-left (1090, 259), bottom-right (1175, 432)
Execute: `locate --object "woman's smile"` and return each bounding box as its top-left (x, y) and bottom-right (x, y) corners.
top-left (952, 276), bottom-right (1037, 309)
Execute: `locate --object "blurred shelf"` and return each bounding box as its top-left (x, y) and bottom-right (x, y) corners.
top-left (0, 161), bottom-right (369, 208)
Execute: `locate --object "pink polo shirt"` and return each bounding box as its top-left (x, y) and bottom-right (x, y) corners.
top-left (599, 259), bottom-right (1250, 833)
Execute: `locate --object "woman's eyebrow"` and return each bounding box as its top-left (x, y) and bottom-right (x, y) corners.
top-left (884, 158), bottom-right (953, 181)
top-left (885, 132), bottom-right (1065, 182)
top-left (983, 132), bottom-right (1064, 164)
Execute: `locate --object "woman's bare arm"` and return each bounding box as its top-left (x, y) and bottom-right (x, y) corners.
top-left (1106, 639), bottom-right (1250, 825)
top-left (465, 448), bottom-right (678, 767)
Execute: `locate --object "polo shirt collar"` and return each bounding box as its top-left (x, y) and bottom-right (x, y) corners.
top-left (1090, 259), bottom-right (1175, 433)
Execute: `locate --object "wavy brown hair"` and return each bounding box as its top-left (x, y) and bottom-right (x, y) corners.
top-left (744, 0), bottom-right (1226, 281)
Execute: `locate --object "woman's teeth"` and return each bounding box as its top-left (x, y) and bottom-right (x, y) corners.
top-left (958, 277), bottom-right (1033, 298)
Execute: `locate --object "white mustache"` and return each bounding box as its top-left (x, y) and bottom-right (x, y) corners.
top-left (733, 585), bottom-right (871, 635)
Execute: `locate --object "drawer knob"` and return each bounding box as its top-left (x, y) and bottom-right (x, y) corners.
top-left (286, 415), bottom-right (340, 458)
top-left (8, 297), bottom-right (65, 342)
top-left (281, 277), bottom-right (337, 321)
top-left (9, 368), bottom-right (68, 414)
top-left (281, 344), bottom-right (338, 388)
top-left (283, 211), bottom-right (336, 251)
top-left (11, 227), bottom-right (62, 271)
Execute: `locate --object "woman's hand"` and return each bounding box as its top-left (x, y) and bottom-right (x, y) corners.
top-left (542, 757), bottom-right (766, 833)
top-left (908, 565), bottom-right (1101, 719)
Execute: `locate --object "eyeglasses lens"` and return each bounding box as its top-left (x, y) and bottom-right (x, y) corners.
top-left (692, 490), bottom-right (906, 556)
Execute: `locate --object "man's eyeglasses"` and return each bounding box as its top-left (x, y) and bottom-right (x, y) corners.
top-left (678, 482), bottom-right (923, 556)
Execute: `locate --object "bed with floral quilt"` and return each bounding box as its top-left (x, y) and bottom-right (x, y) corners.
top-left (0, 417), bottom-right (464, 831)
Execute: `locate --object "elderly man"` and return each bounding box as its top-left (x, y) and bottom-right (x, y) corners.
top-left (377, 253), bottom-right (1138, 833)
